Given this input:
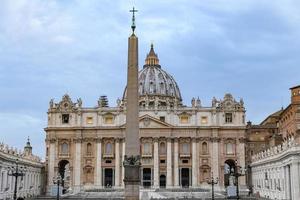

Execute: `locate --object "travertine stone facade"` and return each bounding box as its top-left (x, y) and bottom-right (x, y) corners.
top-left (45, 45), bottom-right (247, 194)
top-left (0, 140), bottom-right (44, 199)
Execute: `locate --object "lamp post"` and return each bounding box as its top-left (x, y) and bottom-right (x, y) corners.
top-left (7, 159), bottom-right (26, 200)
top-left (233, 160), bottom-right (246, 200)
top-left (206, 173), bottom-right (219, 200)
top-left (53, 174), bottom-right (63, 200)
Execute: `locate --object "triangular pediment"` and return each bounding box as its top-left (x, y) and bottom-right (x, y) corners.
top-left (120, 114), bottom-right (173, 128)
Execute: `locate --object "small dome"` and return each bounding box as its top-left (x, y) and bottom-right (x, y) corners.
top-left (123, 44), bottom-right (182, 101)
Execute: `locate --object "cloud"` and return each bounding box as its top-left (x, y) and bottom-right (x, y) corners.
top-left (0, 0), bottom-right (300, 158)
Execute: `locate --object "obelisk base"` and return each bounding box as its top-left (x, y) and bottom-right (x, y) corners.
top-left (124, 156), bottom-right (140, 200)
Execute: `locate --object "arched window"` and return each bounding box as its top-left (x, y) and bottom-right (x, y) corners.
top-left (105, 142), bottom-right (113, 155)
top-left (61, 143), bottom-right (69, 154)
top-left (159, 142), bottom-right (166, 155)
top-left (182, 143), bottom-right (190, 154)
top-left (202, 142), bottom-right (208, 154)
top-left (143, 143), bottom-right (151, 155)
top-left (87, 143), bottom-right (92, 155)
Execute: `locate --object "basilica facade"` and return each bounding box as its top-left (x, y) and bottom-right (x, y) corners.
top-left (45, 44), bottom-right (247, 194)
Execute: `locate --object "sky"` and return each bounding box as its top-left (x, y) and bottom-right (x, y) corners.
top-left (0, 0), bottom-right (300, 158)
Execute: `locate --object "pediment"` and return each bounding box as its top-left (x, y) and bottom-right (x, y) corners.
top-left (120, 114), bottom-right (173, 128)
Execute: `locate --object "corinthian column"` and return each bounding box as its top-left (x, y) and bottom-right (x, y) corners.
top-left (166, 138), bottom-right (172, 188)
top-left (122, 139), bottom-right (125, 187)
top-left (238, 138), bottom-right (246, 185)
top-left (153, 138), bottom-right (159, 188)
top-left (211, 135), bottom-right (219, 183)
top-left (192, 138), bottom-right (198, 187)
top-left (115, 138), bottom-right (120, 187)
top-left (95, 138), bottom-right (102, 187)
top-left (173, 138), bottom-right (179, 187)
top-left (74, 138), bottom-right (82, 193)
top-left (47, 138), bottom-right (56, 194)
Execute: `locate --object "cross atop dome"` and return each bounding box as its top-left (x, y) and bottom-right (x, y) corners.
top-left (145, 43), bottom-right (160, 66)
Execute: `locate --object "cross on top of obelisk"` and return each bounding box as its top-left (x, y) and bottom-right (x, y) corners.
top-left (130, 7), bottom-right (138, 33)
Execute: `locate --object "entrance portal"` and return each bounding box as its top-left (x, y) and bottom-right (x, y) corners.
top-left (58, 160), bottom-right (70, 194)
top-left (181, 168), bottom-right (190, 187)
top-left (142, 168), bottom-right (152, 188)
top-left (159, 174), bottom-right (166, 188)
top-left (224, 159), bottom-right (236, 187)
top-left (104, 168), bottom-right (113, 187)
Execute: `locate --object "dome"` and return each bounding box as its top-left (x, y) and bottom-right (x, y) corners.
top-left (123, 44), bottom-right (182, 102)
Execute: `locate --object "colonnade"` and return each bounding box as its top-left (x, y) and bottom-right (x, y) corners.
top-left (47, 136), bottom-right (246, 193)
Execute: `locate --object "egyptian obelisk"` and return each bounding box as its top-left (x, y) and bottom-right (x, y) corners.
top-left (124, 7), bottom-right (140, 200)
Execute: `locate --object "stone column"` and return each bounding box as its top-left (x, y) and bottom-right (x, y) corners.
top-left (74, 138), bottom-right (82, 193)
top-left (153, 138), bottom-right (159, 188)
top-left (47, 139), bottom-right (56, 194)
top-left (238, 138), bottom-right (246, 185)
top-left (115, 138), bottom-right (120, 187)
top-left (122, 140), bottom-right (125, 187)
top-left (280, 166), bottom-right (285, 199)
top-left (95, 138), bottom-right (102, 188)
top-left (211, 136), bottom-right (219, 184)
top-left (284, 165), bottom-right (291, 200)
top-left (173, 138), bottom-right (179, 187)
top-left (166, 138), bottom-right (172, 188)
top-left (192, 138), bottom-right (198, 187)
top-left (291, 161), bottom-right (300, 200)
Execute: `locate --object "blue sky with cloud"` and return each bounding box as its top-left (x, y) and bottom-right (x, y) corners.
top-left (0, 0), bottom-right (300, 158)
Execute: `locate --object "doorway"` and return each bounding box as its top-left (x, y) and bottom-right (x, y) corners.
top-left (224, 159), bottom-right (236, 187)
top-left (104, 168), bottom-right (113, 187)
top-left (181, 168), bottom-right (190, 187)
top-left (160, 174), bottom-right (166, 188)
top-left (143, 168), bottom-right (152, 188)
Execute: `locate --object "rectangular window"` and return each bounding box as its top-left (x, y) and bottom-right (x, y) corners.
top-left (180, 116), bottom-right (189, 124)
top-left (160, 160), bottom-right (165, 164)
top-left (86, 117), bottom-right (93, 124)
top-left (62, 114), bottom-right (69, 124)
top-left (104, 116), bottom-right (114, 124)
top-left (159, 116), bottom-right (165, 122)
top-left (182, 159), bottom-right (189, 164)
top-left (225, 113), bottom-right (233, 123)
top-left (226, 143), bottom-right (234, 154)
top-left (201, 116), bottom-right (208, 124)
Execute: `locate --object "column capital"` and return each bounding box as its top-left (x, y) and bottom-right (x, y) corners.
top-left (238, 137), bottom-right (247, 143)
top-left (166, 137), bottom-right (173, 143)
top-left (73, 138), bottom-right (82, 143)
top-left (95, 137), bottom-right (102, 143)
top-left (153, 137), bottom-right (159, 143)
top-left (48, 138), bottom-right (57, 143)
top-left (210, 137), bottom-right (221, 143)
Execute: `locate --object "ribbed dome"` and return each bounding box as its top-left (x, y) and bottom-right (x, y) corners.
top-left (123, 44), bottom-right (182, 101)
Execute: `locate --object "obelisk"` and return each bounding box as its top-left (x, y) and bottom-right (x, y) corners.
top-left (123, 7), bottom-right (140, 200)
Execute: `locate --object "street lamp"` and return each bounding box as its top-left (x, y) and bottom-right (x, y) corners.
top-left (53, 174), bottom-right (63, 200)
top-left (206, 172), bottom-right (219, 200)
top-left (7, 159), bottom-right (26, 200)
top-left (233, 160), bottom-right (247, 199)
